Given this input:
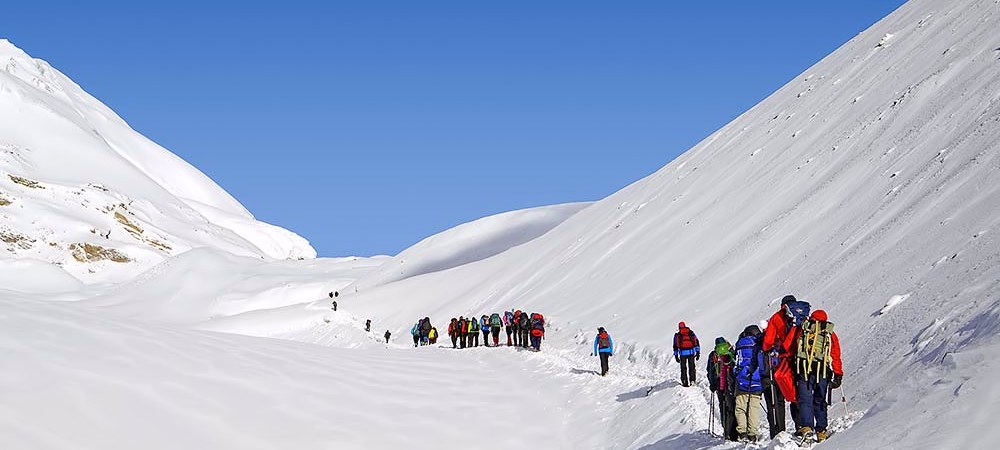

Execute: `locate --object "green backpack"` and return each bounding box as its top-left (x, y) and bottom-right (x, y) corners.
top-left (795, 319), bottom-right (835, 378)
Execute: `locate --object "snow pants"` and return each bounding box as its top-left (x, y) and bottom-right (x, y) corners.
top-left (492, 329), bottom-right (501, 346)
top-left (717, 391), bottom-right (738, 441)
top-left (796, 375), bottom-right (830, 432)
top-left (482, 330), bottom-right (490, 346)
top-left (470, 332), bottom-right (479, 347)
top-left (450, 334), bottom-right (458, 348)
top-left (530, 335), bottom-right (541, 351)
top-left (505, 326), bottom-right (513, 346)
top-left (599, 352), bottom-right (610, 376)
top-left (412, 335), bottom-right (419, 347)
top-left (735, 391), bottom-right (762, 439)
top-left (521, 329), bottom-right (530, 348)
top-left (764, 382), bottom-right (787, 438)
top-left (679, 355), bottom-right (697, 387)
top-left (460, 333), bottom-right (467, 349)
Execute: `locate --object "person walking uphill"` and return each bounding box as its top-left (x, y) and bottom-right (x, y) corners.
top-left (411, 321), bottom-right (421, 348)
top-left (734, 325), bottom-right (766, 443)
top-left (673, 322), bottom-right (701, 387)
top-left (490, 313), bottom-right (503, 347)
top-left (480, 314), bottom-right (491, 347)
top-left (469, 316), bottom-right (480, 347)
top-left (707, 337), bottom-right (738, 441)
top-left (504, 311), bottom-right (514, 346)
top-left (448, 318), bottom-right (459, 348)
top-left (784, 309), bottom-right (843, 443)
top-left (592, 327), bottom-right (614, 376)
top-left (518, 312), bottom-right (531, 348)
top-left (762, 295), bottom-right (809, 437)
top-left (458, 317), bottom-right (468, 349)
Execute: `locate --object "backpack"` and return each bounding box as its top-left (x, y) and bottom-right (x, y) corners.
top-left (794, 319), bottom-right (835, 378)
top-left (421, 319), bottom-right (431, 332)
top-left (470, 318), bottom-right (480, 332)
top-left (491, 313), bottom-right (502, 327)
top-left (504, 311), bottom-right (513, 325)
top-left (429, 328), bottom-right (437, 339)
top-left (734, 335), bottom-right (764, 393)
top-left (518, 314), bottom-right (529, 328)
top-left (784, 301), bottom-right (811, 329)
top-left (677, 328), bottom-right (696, 349)
top-left (597, 332), bottom-right (610, 349)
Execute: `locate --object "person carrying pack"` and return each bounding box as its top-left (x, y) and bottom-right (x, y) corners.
top-left (592, 327), bottom-right (614, 376)
top-left (707, 337), bottom-right (738, 441)
top-left (411, 321), bottom-right (421, 348)
top-left (458, 317), bottom-right (468, 349)
top-left (504, 311), bottom-right (515, 346)
top-left (763, 295), bottom-right (810, 435)
top-left (673, 322), bottom-right (701, 387)
top-left (490, 313), bottom-right (503, 347)
top-left (429, 327), bottom-right (438, 344)
top-left (469, 317), bottom-right (481, 347)
top-left (518, 312), bottom-right (530, 348)
top-left (384, 329), bottom-right (391, 343)
top-left (480, 314), bottom-right (491, 347)
top-left (529, 313), bottom-right (545, 351)
top-left (783, 309), bottom-right (843, 443)
top-left (420, 317), bottom-right (432, 346)
top-left (448, 318), bottom-right (459, 348)
top-left (734, 325), bottom-right (766, 443)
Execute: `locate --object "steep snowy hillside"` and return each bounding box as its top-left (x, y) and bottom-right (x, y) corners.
top-left (0, 39), bottom-right (314, 284)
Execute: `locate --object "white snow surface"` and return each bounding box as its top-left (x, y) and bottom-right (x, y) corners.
top-left (3, 0), bottom-right (1000, 448)
top-left (0, 39), bottom-right (315, 284)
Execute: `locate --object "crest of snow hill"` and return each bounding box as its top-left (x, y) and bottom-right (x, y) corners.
top-left (0, 39), bottom-right (315, 284)
top-left (1, 0), bottom-right (1000, 448)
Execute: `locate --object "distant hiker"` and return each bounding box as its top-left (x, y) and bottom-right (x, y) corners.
top-left (504, 311), bottom-right (515, 346)
top-left (480, 314), bottom-right (491, 347)
top-left (384, 330), bottom-right (391, 343)
top-left (734, 325), bottom-right (766, 443)
top-left (784, 309), bottom-right (843, 443)
top-left (420, 317), bottom-right (432, 346)
top-left (334, 291), bottom-right (339, 298)
top-left (512, 310), bottom-right (523, 347)
top-left (469, 316), bottom-right (481, 347)
top-left (529, 313), bottom-right (545, 351)
top-left (490, 312), bottom-right (503, 347)
top-left (518, 311), bottom-right (531, 348)
top-left (448, 318), bottom-right (459, 348)
top-left (673, 322), bottom-right (701, 387)
top-left (365, 319), bottom-right (371, 332)
top-left (332, 301), bottom-right (338, 312)
top-left (458, 317), bottom-right (468, 348)
top-left (411, 321), bottom-right (421, 348)
top-left (707, 337), bottom-right (738, 441)
top-left (592, 327), bottom-right (614, 376)
top-left (763, 295), bottom-right (810, 435)
top-left (429, 326), bottom-right (438, 345)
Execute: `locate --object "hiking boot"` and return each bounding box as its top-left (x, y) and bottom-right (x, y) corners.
top-left (816, 430), bottom-right (829, 442)
top-left (797, 427), bottom-right (814, 439)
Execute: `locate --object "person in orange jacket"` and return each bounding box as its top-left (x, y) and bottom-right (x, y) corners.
top-left (761, 295), bottom-right (799, 437)
top-left (783, 309), bottom-right (843, 443)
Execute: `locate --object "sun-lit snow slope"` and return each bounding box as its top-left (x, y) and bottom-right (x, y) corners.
top-left (348, 202), bottom-right (590, 290)
top-left (330, 0), bottom-right (1000, 447)
top-left (0, 297), bottom-right (599, 450)
top-left (0, 39), bottom-right (314, 284)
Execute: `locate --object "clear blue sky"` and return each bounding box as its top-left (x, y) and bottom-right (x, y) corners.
top-left (2, 1), bottom-right (906, 257)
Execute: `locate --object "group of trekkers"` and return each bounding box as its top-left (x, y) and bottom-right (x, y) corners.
top-left (443, 310), bottom-right (547, 351)
top-left (410, 317), bottom-right (438, 347)
top-left (703, 295), bottom-right (844, 444)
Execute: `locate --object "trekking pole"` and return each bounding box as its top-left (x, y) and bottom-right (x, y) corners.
top-left (710, 391), bottom-right (715, 436)
top-left (840, 384), bottom-right (850, 417)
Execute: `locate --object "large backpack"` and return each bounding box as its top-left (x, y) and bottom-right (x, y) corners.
top-left (504, 311), bottom-right (514, 326)
top-left (470, 318), bottom-right (480, 332)
top-left (491, 313), bottom-right (502, 328)
top-left (421, 319), bottom-right (431, 332)
top-left (784, 301), bottom-right (811, 330)
top-left (597, 331), bottom-right (611, 349)
top-left (734, 335), bottom-right (764, 392)
top-left (677, 328), bottom-right (696, 349)
top-left (530, 316), bottom-right (544, 336)
top-left (794, 319), bottom-right (835, 378)
top-left (518, 314), bottom-right (529, 328)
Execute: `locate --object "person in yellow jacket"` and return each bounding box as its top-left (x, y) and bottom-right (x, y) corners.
top-left (429, 327), bottom-right (438, 345)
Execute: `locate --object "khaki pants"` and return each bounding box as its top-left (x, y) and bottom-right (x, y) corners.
top-left (735, 391), bottom-right (762, 438)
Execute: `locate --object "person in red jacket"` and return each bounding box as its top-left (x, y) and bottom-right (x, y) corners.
top-left (672, 322), bottom-right (701, 387)
top-left (783, 309), bottom-right (843, 443)
top-left (761, 295), bottom-right (798, 437)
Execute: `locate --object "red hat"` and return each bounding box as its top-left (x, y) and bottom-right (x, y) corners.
top-left (811, 310), bottom-right (828, 322)
top-left (678, 321), bottom-right (686, 329)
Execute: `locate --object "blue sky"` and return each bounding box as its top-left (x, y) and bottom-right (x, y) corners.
top-left (2, 1), bottom-right (906, 257)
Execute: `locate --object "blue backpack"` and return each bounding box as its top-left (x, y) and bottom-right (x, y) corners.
top-left (784, 301), bottom-right (811, 329)
top-left (733, 335), bottom-right (764, 393)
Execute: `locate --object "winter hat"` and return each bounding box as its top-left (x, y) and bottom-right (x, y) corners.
top-left (742, 324), bottom-right (762, 338)
top-left (598, 327), bottom-right (606, 333)
top-left (781, 295), bottom-right (797, 305)
top-left (678, 321), bottom-right (686, 329)
top-left (811, 309), bottom-right (829, 322)
top-left (714, 336), bottom-right (727, 346)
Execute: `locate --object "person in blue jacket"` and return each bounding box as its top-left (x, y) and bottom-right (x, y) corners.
top-left (733, 324), bottom-right (766, 442)
top-left (593, 327), bottom-right (614, 376)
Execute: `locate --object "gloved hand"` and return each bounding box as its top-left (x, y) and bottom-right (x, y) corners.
top-left (831, 374), bottom-right (843, 389)
top-left (609, 353), bottom-right (613, 357)
top-left (696, 352), bottom-right (701, 361)
top-left (675, 355), bottom-right (681, 363)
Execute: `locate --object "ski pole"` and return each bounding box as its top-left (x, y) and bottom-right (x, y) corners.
top-left (840, 384), bottom-right (850, 417)
top-left (710, 391), bottom-right (715, 436)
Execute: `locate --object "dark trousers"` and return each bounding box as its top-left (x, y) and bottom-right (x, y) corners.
top-left (796, 376), bottom-right (830, 431)
top-left (679, 355), bottom-right (697, 386)
top-left (470, 333), bottom-right (479, 347)
top-left (506, 327), bottom-right (513, 345)
top-left (764, 382), bottom-right (786, 438)
top-left (530, 335), bottom-right (541, 351)
top-left (482, 330), bottom-right (490, 346)
top-left (512, 327), bottom-right (520, 346)
top-left (460, 334), bottom-right (467, 348)
top-left (521, 330), bottom-right (530, 348)
top-left (412, 335), bottom-right (419, 347)
top-left (599, 352), bottom-right (610, 375)
top-left (450, 334), bottom-right (458, 348)
top-left (720, 391), bottom-right (738, 441)
top-left (492, 329), bottom-right (500, 346)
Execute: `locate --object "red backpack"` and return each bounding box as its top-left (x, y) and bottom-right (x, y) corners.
top-left (677, 328), bottom-right (696, 349)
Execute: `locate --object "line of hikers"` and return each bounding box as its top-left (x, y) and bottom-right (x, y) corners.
top-left (703, 295), bottom-right (844, 444)
top-left (442, 310), bottom-right (547, 351)
top-left (410, 317), bottom-right (438, 347)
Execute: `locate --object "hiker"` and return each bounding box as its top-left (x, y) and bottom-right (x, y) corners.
top-left (673, 322), bottom-right (701, 387)
top-left (489, 313), bottom-right (503, 346)
top-left (458, 317), bottom-right (468, 348)
top-left (469, 316), bottom-right (480, 347)
top-left (784, 309), bottom-right (843, 443)
top-left (420, 317), bottom-right (432, 346)
top-left (384, 330), bottom-right (391, 343)
top-left (518, 311), bottom-right (531, 348)
top-left (365, 319), bottom-right (371, 332)
top-left (480, 314), bottom-right (492, 347)
top-left (529, 313), bottom-right (545, 351)
top-left (504, 310), bottom-right (515, 346)
top-left (707, 337), bottom-right (738, 441)
top-left (764, 295), bottom-right (811, 436)
top-left (332, 301), bottom-right (337, 311)
top-left (411, 321), bottom-right (421, 348)
top-left (448, 318), bottom-right (459, 348)
top-left (734, 325), bottom-right (766, 443)
top-left (512, 310), bottom-right (523, 347)
top-left (330, 291), bottom-right (338, 311)
top-left (592, 327), bottom-right (614, 376)
top-left (429, 326), bottom-right (438, 345)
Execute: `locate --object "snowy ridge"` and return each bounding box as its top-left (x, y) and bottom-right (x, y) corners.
top-left (0, 39), bottom-right (314, 284)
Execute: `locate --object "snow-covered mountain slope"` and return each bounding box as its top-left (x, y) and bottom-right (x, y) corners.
top-left (0, 39), bottom-right (314, 284)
